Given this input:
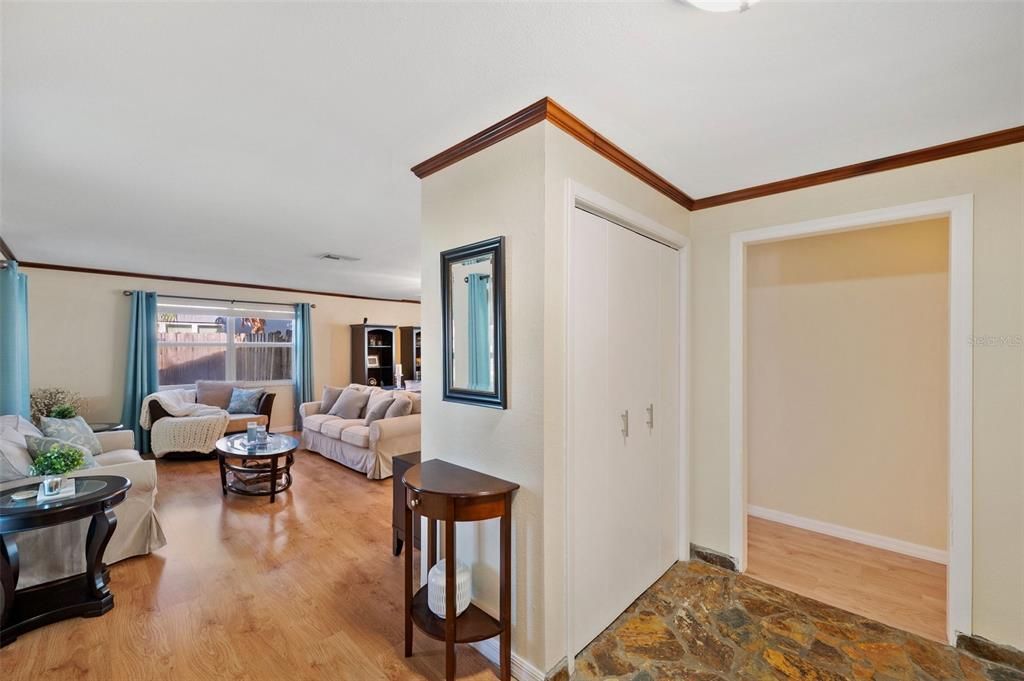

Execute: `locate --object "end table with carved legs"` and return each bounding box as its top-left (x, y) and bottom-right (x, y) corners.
top-left (0, 475), bottom-right (130, 647)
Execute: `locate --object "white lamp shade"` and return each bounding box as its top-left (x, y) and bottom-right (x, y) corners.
top-left (688, 0), bottom-right (761, 12)
top-left (427, 559), bottom-right (472, 619)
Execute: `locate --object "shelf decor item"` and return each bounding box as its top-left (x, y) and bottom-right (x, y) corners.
top-left (427, 559), bottom-right (472, 618)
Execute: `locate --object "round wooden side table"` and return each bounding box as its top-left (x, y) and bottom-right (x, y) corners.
top-left (0, 475), bottom-right (131, 647)
top-left (402, 459), bottom-right (519, 681)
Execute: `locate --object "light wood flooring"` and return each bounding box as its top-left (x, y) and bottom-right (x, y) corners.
top-left (746, 515), bottom-right (947, 642)
top-left (1, 444), bottom-right (499, 681)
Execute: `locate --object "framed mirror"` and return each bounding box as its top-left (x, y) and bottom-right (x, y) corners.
top-left (441, 236), bottom-right (507, 409)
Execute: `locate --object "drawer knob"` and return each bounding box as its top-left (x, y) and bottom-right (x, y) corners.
top-left (410, 498), bottom-right (421, 508)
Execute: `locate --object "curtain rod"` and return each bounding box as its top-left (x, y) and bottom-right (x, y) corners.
top-left (122, 290), bottom-right (315, 308)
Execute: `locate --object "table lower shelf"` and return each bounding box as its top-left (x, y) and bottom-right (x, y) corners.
top-left (410, 586), bottom-right (502, 644)
top-left (2, 572), bottom-right (113, 646)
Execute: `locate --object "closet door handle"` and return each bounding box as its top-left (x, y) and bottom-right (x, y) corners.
top-left (621, 410), bottom-right (629, 438)
top-left (646, 403), bottom-right (654, 431)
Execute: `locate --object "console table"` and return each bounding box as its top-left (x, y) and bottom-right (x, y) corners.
top-left (402, 460), bottom-right (518, 681)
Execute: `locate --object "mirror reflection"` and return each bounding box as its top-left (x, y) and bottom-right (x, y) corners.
top-left (449, 253), bottom-right (495, 392)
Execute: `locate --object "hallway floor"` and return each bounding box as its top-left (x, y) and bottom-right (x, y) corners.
top-left (574, 561), bottom-right (1022, 681)
top-left (746, 516), bottom-right (946, 642)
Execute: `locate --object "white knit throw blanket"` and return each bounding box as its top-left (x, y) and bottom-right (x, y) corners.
top-left (141, 390), bottom-right (230, 457)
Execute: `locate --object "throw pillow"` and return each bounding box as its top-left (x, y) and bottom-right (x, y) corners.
top-left (385, 396), bottom-right (413, 419)
top-left (227, 387), bottom-right (265, 414)
top-left (320, 385), bottom-right (344, 414)
top-left (25, 435), bottom-right (99, 469)
top-left (39, 416), bottom-right (103, 456)
top-left (364, 397), bottom-right (395, 425)
top-left (0, 426), bottom-right (34, 482)
top-left (328, 387), bottom-right (371, 419)
top-left (195, 380), bottom-right (235, 409)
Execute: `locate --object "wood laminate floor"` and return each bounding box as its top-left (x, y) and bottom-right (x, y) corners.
top-left (1, 445), bottom-right (499, 681)
top-left (746, 515), bottom-right (947, 643)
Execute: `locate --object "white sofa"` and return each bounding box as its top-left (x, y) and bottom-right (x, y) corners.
top-left (300, 385), bottom-right (421, 480)
top-left (0, 416), bottom-right (166, 588)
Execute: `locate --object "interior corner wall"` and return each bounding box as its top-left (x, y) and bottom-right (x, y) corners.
top-left (420, 124), bottom-right (549, 672)
top-left (540, 122), bottom-right (690, 671)
top-left (419, 120), bottom-right (690, 674)
top-left (23, 267), bottom-right (421, 430)
top-left (689, 143), bottom-right (1024, 649)
top-left (746, 219), bottom-right (949, 551)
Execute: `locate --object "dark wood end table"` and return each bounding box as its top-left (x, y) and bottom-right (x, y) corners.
top-left (215, 433), bottom-right (298, 503)
top-left (402, 459), bottom-right (519, 681)
top-left (391, 451), bottom-right (421, 555)
top-left (0, 474), bottom-right (131, 647)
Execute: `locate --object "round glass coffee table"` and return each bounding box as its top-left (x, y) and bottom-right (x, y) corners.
top-left (215, 433), bottom-right (298, 503)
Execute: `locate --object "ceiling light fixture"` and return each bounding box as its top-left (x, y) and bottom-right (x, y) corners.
top-left (688, 0), bottom-right (760, 12)
top-left (319, 253), bottom-right (360, 262)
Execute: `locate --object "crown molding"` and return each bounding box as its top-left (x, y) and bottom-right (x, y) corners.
top-left (17, 261), bottom-right (421, 305)
top-left (412, 98), bottom-right (1024, 213)
top-left (411, 97), bottom-right (696, 210)
top-left (691, 124), bottom-right (1024, 210)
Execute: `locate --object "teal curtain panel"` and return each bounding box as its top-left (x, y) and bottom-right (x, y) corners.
top-left (120, 291), bottom-right (159, 453)
top-left (0, 262), bottom-right (30, 418)
top-left (467, 273), bottom-right (491, 391)
top-left (293, 303), bottom-right (314, 427)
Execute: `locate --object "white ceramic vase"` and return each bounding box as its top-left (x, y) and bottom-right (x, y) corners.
top-left (427, 559), bottom-right (472, 618)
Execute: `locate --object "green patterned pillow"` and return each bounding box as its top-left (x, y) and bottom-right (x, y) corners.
top-left (227, 387), bottom-right (265, 414)
top-left (25, 435), bottom-right (99, 469)
top-left (39, 416), bottom-right (103, 456)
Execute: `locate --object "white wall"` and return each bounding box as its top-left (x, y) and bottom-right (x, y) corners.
top-left (690, 143), bottom-right (1024, 648)
top-left (24, 267), bottom-right (421, 430)
top-left (420, 121), bottom-right (690, 675)
top-left (746, 218), bottom-right (949, 551)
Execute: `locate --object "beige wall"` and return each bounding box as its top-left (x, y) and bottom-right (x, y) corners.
top-left (747, 218), bottom-right (949, 550)
top-left (691, 143), bottom-right (1024, 648)
top-left (420, 121), bottom-right (690, 674)
top-left (24, 267), bottom-right (421, 430)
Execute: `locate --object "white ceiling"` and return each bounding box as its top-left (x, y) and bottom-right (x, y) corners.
top-left (3, 1), bottom-right (1022, 300)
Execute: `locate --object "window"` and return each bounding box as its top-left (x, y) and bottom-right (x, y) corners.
top-left (156, 298), bottom-right (295, 387)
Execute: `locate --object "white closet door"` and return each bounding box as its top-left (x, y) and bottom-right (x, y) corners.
top-left (570, 207), bottom-right (681, 654)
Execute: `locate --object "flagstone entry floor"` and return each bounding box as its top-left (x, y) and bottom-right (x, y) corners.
top-left (574, 561), bottom-right (1023, 681)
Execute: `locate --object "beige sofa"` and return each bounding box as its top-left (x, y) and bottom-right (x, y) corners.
top-left (0, 416), bottom-right (166, 588)
top-left (300, 385), bottom-right (421, 480)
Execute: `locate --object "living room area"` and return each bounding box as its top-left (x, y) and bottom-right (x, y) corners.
top-left (3, 2), bottom-right (1024, 681)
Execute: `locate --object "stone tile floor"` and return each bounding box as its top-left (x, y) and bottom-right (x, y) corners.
top-left (574, 561), bottom-right (1024, 680)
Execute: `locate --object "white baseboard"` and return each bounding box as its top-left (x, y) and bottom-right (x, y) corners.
top-left (747, 505), bottom-right (948, 565)
top-left (470, 638), bottom-right (545, 681)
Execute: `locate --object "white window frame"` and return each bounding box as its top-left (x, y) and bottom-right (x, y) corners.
top-left (157, 315), bottom-right (295, 388)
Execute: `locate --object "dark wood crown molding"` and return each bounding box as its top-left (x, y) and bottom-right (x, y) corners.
top-left (412, 98), bottom-right (1023, 213)
top-left (411, 97), bottom-right (696, 210)
top-left (691, 124), bottom-right (1024, 210)
top-left (0, 236), bottom-right (16, 261)
top-left (17, 261), bottom-right (421, 305)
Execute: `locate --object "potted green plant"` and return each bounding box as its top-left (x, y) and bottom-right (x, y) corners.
top-left (28, 444), bottom-right (86, 477)
top-left (49, 404), bottom-right (77, 420)
top-left (29, 388), bottom-right (85, 424)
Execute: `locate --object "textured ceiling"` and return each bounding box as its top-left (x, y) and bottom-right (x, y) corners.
top-left (3, 1), bottom-right (1022, 299)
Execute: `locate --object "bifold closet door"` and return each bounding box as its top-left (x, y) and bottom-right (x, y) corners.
top-left (570, 207), bottom-right (680, 655)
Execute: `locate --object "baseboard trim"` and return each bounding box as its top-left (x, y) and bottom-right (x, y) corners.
top-left (470, 638), bottom-right (545, 681)
top-left (748, 505), bottom-right (948, 565)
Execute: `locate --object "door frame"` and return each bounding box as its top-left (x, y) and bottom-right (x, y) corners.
top-left (728, 195), bottom-right (974, 644)
top-left (564, 180), bottom-right (691, 669)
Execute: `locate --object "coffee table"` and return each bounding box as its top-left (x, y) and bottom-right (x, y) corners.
top-left (215, 433), bottom-right (298, 503)
top-left (0, 475), bottom-right (131, 646)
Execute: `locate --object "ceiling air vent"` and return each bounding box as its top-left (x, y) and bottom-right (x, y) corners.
top-left (320, 253), bottom-right (360, 262)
